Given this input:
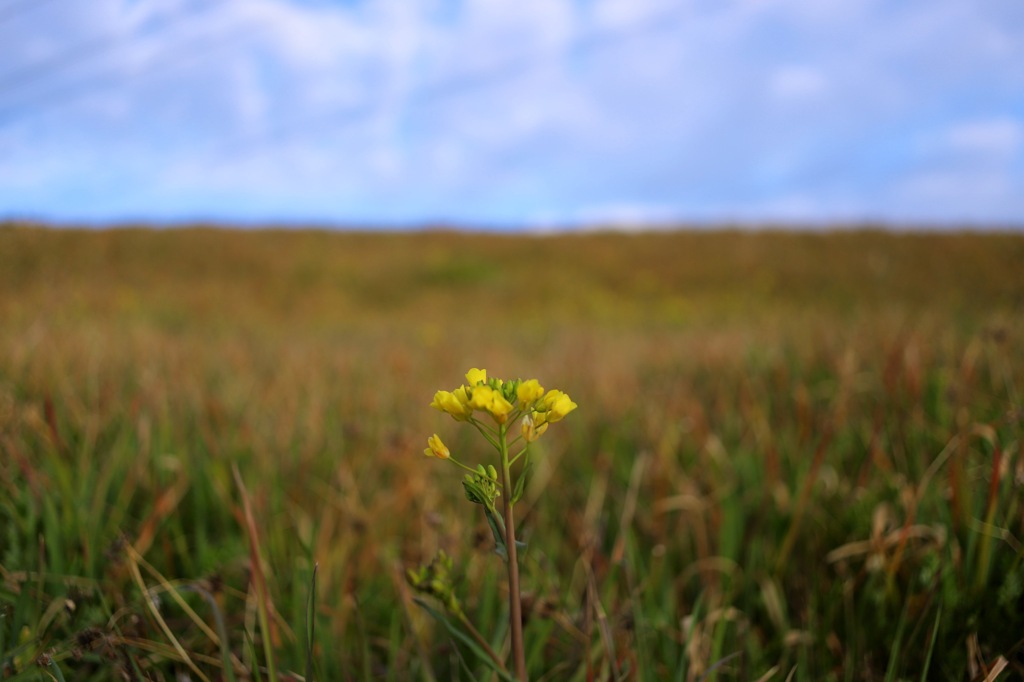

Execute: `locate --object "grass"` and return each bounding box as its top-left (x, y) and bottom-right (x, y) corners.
top-left (1, 224), bottom-right (1023, 680)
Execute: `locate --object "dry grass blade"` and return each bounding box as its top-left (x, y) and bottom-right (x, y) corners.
top-left (125, 542), bottom-right (246, 676)
top-left (132, 467), bottom-right (189, 557)
top-left (125, 544), bottom-right (213, 682)
top-left (981, 656), bottom-right (1008, 682)
top-left (125, 543), bottom-right (220, 644)
top-left (585, 559), bottom-right (620, 680)
top-left (233, 462), bottom-right (279, 682)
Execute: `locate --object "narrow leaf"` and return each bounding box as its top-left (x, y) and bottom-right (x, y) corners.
top-left (306, 563), bottom-right (319, 682)
top-left (412, 599), bottom-right (515, 682)
top-left (484, 508), bottom-right (509, 560)
top-left (511, 461), bottom-right (531, 505)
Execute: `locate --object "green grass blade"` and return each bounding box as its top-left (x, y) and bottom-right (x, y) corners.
top-left (697, 651), bottom-right (741, 682)
top-left (305, 563), bottom-right (318, 682)
top-left (245, 630), bottom-right (264, 682)
top-left (44, 659), bottom-right (67, 682)
top-left (918, 605), bottom-right (942, 682)
top-left (884, 599), bottom-right (911, 682)
top-left (179, 582), bottom-right (238, 682)
top-left (413, 598), bottom-right (515, 682)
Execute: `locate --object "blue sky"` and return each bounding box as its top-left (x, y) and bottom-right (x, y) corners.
top-left (1, 0), bottom-right (1022, 229)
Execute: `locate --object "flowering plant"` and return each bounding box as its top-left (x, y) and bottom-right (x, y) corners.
top-left (416, 368), bottom-right (576, 681)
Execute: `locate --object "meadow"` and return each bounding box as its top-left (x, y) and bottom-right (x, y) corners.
top-left (1, 225), bottom-right (1022, 681)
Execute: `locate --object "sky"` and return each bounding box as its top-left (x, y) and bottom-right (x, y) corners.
top-left (0, 0), bottom-right (1022, 229)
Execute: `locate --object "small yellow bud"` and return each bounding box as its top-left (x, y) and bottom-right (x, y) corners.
top-left (521, 413), bottom-right (548, 442)
top-left (424, 433), bottom-right (450, 459)
top-left (516, 379), bottom-right (544, 410)
top-left (465, 368), bottom-right (487, 386)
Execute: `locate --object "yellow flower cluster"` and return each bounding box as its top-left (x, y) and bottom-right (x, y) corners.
top-left (430, 368), bottom-right (577, 436)
top-left (521, 389), bottom-right (576, 442)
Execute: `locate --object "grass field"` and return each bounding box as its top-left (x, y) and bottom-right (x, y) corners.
top-left (1, 225), bottom-right (1023, 681)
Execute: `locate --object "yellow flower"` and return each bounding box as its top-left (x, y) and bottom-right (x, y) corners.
top-left (542, 389), bottom-right (577, 422)
top-left (470, 385), bottom-right (514, 424)
top-left (469, 385), bottom-right (494, 410)
top-left (516, 379), bottom-right (544, 410)
top-left (430, 389), bottom-right (472, 421)
top-left (452, 385), bottom-right (471, 406)
top-left (521, 412), bottom-right (549, 442)
top-left (424, 433), bottom-right (450, 459)
top-left (465, 368), bottom-right (487, 386)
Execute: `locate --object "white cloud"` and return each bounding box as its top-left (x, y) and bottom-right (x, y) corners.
top-left (900, 169), bottom-right (1015, 203)
top-left (228, 59), bottom-right (270, 133)
top-left (885, 181), bottom-right (1024, 225)
top-left (945, 118), bottom-right (1023, 159)
top-left (561, 202), bottom-right (681, 229)
top-left (232, 0), bottom-right (374, 68)
top-left (769, 65), bottom-right (827, 100)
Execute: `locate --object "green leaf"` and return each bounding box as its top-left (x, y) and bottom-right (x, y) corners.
top-left (412, 599), bottom-right (515, 682)
top-left (44, 659), bottom-right (67, 682)
top-left (244, 630), bottom-right (264, 682)
top-left (884, 598), bottom-right (911, 682)
top-left (511, 461), bottom-right (531, 505)
top-left (305, 563), bottom-right (318, 682)
top-left (483, 508), bottom-right (508, 561)
top-left (918, 605), bottom-right (941, 682)
top-left (184, 582), bottom-right (237, 682)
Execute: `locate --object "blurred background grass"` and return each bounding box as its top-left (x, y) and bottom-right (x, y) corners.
top-left (1, 225), bottom-right (1023, 680)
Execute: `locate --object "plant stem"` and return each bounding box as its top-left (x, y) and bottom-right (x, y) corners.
top-left (499, 423), bottom-right (528, 681)
top-left (456, 612), bottom-right (508, 674)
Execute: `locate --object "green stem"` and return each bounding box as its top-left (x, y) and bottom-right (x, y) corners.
top-left (447, 456), bottom-right (483, 475)
top-left (508, 446), bottom-right (529, 467)
top-left (498, 423), bottom-right (528, 681)
top-left (456, 612), bottom-right (509, 674)
top-left (470, 419), bottom-right (501, 450)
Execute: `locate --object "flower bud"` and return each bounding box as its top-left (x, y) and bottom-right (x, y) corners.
top-left (521, 412), bottom-right (549, 442)
top-left (424, 433), bottom-right (450, 459)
